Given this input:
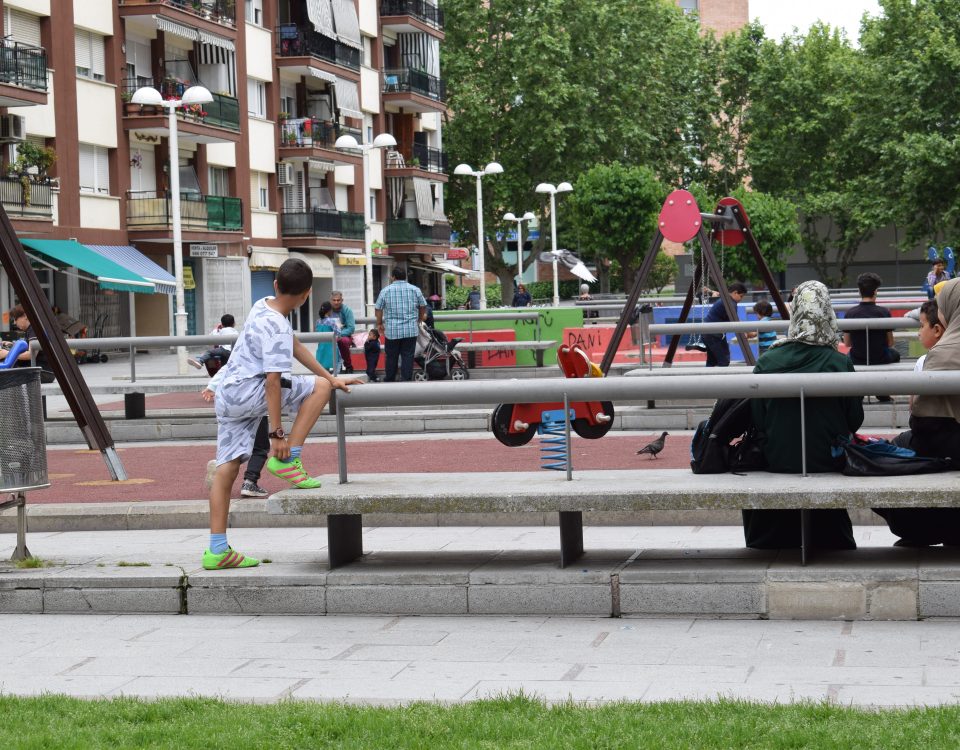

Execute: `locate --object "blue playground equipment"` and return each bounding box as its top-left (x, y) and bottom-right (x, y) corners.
top-left (538, 408), bottom-right (573, 472)
top-left (0, 339), bottom-right (28, 369)
top-left (927, 245), bottom-right (940, 262)
top-left (945, 246), bottom-right (955, 276)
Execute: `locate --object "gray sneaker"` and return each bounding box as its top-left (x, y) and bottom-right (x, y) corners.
top-left (187, 357), bottom-right (203, 369)
top-left (240, 480), bottom-right (268, 498)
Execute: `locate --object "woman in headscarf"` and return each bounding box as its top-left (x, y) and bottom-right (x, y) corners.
top-left (873, 278), bottom-right (960, 546)
top-left (743, 280), bottom-right (865, 549)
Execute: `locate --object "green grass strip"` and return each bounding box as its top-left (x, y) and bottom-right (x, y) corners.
top-left (1, 694), bottom-right (959, 749)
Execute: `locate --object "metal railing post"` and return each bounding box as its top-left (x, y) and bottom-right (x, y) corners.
top-left (563, 391), bottom-right (572, 481)
top-left (336, 396), bottom-right (348, 484)
top-left (130, 345), bottom-right (136, 383)
top-left (800, 387), bottom-right (807, 478)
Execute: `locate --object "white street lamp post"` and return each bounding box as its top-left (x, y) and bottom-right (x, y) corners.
top-left (132, 84), bottom-right (213, 375)
top-left (502, 210), bottom-right (535, 283)
top-left (534, 181), bottom-right (572, 307)
top-left (335, 132), bottom-right (397, 316)
top-left (454, 162), bottom-right (503, 310)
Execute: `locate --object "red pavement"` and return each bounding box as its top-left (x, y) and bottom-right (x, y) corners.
top-left (40, 434), bottom-right (693, 504)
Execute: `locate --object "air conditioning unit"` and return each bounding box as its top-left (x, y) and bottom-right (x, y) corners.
top-left (277, 162), bottom-right (295, 186)
top-left (0, 114), bottom-right (26, 143)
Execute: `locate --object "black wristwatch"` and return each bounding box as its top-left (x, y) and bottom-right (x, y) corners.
top-left (268, 427), bottom-right (286, 440)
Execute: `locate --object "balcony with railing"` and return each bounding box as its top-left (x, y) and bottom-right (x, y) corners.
top-left (127, 191), bottom-right (242, 232)
top-left (0, 176), bottom-right (53, 220)
top-left (278, 118), bottom-right (363, 165)
top-left (380, 0), bottom-right (444, 32)
top-left (385, 218), bottom-right (451, 246)
top-left (0, 40), bottom-right (48, 106)
top-left (118, 0), bottom-right (237, 29)
top-left (382, 68), bottom-right (446, 112)
top-left (121, 79), bottom-right (241, 141)
top-left (385, 142), bottom-right (447, 175)
top-left (275, 25), bottom-right (360, 72)
top-left (281, 210), bottom-right (365, 240)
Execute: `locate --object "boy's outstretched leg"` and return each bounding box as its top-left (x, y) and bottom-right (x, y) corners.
top-left (204, 458), bottom-right (260, 569)
top-left (266, 376), bottom-right (331, 489)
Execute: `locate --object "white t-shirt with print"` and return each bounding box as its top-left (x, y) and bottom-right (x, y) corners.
top-left (218, 297), bottom-right (293, 389)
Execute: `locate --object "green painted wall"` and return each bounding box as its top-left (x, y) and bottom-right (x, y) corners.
top-left (435, 307), bottom-right (583, 365)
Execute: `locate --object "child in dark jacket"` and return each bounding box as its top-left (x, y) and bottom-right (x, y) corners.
top-left (364, 328), bottom-right (381, 382)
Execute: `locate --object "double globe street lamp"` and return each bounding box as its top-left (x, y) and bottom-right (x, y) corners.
top-left (502, 211), bottom-right (536, 283)
top-left (132, 84), bottom-right (214, 375)
top-left (534, 181), bottom-right (573, 307)
top-left (454, 161), bottom-right (503, 310)
top-left (335, 132), bottom-right (397, 315)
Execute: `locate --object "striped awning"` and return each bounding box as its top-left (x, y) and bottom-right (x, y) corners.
top-left (305, 0), bottom-right (336, 39)
top-left (85, 245), bottom-right (177, 295)
top-left (199, 31), bottom-right (235, 51)
top-left (309, 159), bottom-right (337, 173)
top-left (19, 239), bottom-right (156, 294)
top-left (155, 16), bottom-right (199, 42)
top-left (334, 79), bottom-right (361, 119)
top-left (413, 177), bottom-right (437, 226)
top-left (309, 68), bottom-right (337, 83)
top-left (330, 0), bottom-right (362, 50)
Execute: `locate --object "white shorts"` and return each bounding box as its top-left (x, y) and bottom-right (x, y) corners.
top-left (214, 375), bottom-right (315, 466)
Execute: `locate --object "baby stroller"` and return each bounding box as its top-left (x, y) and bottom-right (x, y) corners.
top-left (413, 321), bottom-right (469, 381)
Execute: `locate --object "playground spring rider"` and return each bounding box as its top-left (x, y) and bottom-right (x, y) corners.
top-left (490, 344), bottom-right (613, 447)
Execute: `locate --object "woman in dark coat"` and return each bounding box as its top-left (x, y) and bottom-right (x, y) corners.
top-left (744, 280), bottom-right (864, 549)
top-left (874, 278), bottom-right (960, 546)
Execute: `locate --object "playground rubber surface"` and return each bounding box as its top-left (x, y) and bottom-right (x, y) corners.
top-left (40, 434), bottom-right (694, 505)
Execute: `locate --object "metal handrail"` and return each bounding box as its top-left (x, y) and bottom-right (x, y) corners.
top-left (648, 319), bottom-right (919, 335)
top-left (329, 370), bottom-right (960, 482)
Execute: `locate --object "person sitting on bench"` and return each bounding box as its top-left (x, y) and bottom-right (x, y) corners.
top-left (744, 280), bottom-right (864, 550)
top-left (188, 313), bottom-right (238, 371)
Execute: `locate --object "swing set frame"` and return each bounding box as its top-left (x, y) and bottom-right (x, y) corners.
top-left (599, 190), bottom-right (789, 373)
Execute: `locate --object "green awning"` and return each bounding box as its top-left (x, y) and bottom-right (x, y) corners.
top-left (19, 239), bottom-right (156, 294)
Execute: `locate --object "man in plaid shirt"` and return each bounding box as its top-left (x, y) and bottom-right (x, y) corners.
top-left (375, 266), bottom-right (428, 381)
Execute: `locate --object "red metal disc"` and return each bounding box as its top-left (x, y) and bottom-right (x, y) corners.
top-left (657, 189), bottom-right (702, 243)
top-left (716, 197), bottom-right (750, 247)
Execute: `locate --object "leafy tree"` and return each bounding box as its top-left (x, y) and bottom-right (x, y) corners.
top-left (715, 188), bottom-right (801, 284)
top-left (440, 0), bottom-right (703, 295)
top-left (686, 21), bottom-right (766, 196)
top-left (648, 252), bottom-right (679, 293)
top-left (853, 0), bottom-right (960, 250)
top-left (566, 164), bottom-right (665, 290)
top-left (746, 24), bottom-right (869, 286)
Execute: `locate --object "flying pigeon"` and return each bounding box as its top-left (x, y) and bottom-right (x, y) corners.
top-left (636, 431), bottom-right (668, 459)
top-left (537, 249), bottom-right (597, 283)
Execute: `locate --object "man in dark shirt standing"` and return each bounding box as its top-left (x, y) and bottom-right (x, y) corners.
top-left (843, 272), bottom-right (901, 365)
top-left (702, 282), bottom-right (748, 367)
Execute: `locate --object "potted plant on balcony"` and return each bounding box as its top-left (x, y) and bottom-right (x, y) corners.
top-left (7, 142), bottom-right (55, 208)
top-left (278, 111), bottom-right (290, 124)
top-left (120, 90), bottom-right (143, 116)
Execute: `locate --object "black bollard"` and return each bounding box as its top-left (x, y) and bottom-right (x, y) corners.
top-left (124, 392), bottom-right (145, 419)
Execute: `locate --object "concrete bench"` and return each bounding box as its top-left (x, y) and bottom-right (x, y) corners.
top-left (267, 469), bottom-right (955, 569)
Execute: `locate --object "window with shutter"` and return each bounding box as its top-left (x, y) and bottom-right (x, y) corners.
top-left (75, 29), bottom-right (106, 81)
top-left (5, 8), bottom-right (42, 48)
top-left (283, 169), bottom-right (305, 212)
top-left (247, 80), bottom-right (266, 117)
top-left (79, 144), bottom-right (110, 194)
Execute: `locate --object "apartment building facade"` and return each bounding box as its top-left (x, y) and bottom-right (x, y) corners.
top-left (0, 0), bottom-right (449, 338)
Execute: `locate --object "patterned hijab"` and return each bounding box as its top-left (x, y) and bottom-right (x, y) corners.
top-left (913, 277), bottom-right (960, 421)
top-left (770, 280), bottom-right (838, 349)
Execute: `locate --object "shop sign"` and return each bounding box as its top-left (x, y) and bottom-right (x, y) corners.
top-left (189, 244), bottom-right (218, 258)
top-left (182, 267), bottom-right (196, 290)
top-left (337, 254), bottom-right (366, 266)
top-left (446, 247), bottom-right (469, 260)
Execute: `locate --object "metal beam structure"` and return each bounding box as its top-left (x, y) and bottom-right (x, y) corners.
top-left (0, 206), bottom-right (127, 480)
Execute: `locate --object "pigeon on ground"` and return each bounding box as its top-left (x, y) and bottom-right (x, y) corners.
top-left (636, 431), bottom-right (669, 459)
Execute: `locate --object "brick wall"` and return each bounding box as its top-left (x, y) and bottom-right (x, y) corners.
top-left (686, 0), bottom-right (750, 36)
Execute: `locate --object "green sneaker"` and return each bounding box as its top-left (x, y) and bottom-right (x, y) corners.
top-left (202, 547), bottom-right (260, 570)
top-left (266, 456), bottom-right (322, 489)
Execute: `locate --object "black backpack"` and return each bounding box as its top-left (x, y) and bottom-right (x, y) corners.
top-left (690, 398), bottom-right (762, 474)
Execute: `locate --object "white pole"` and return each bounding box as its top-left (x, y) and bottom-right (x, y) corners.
top-left (550, 191), bottom-right (559, 307)
top-left (362, 146), bottom-right (375, 316)
top-left (168, 104), bottom-right (188, 374)
top-left (517, 218), bottom-right (524, 283)
top-left (475, 174), bottom-right (486, 310)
